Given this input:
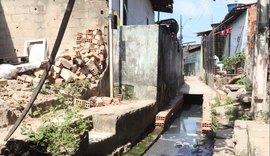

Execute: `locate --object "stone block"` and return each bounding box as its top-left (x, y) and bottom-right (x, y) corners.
top-left (225, 84), bottom-right (245, 91)
top-left (55, 78), bottom-right (64, 84)
top-left (52, 65), bottom-right (62, 74)
top-left (94, 35), bottom-right (102, 40)
top-left (0, 79), bottom-right (8, 87)
top-left (0, 109), bottom-right (18, 128)
top-left (59, 58), bottom-right (73, 69)
top-left (92, 39), bottom-right (98, 44)
top-left (60, 68), bottom-right (76, 80)
top-left (80, 66), bottom-right (90, 75)
top-left (102, 97), bottom-right (112, 106)
top-left (34, 69), bottom-right (44, 78)
top-left (78, 74), bottom-right (86, 80)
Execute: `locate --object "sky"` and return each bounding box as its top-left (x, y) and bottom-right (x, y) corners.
top-left (155, 0), bottom-right (229, 44)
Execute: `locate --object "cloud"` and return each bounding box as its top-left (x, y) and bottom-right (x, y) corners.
top-left (173, 0), bottom-right (211, 16)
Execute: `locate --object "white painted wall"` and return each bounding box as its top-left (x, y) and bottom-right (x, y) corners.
top-left (229, 10), bottom-right (248, 57)
top-left (127, 0), bottom-right (154, 25)
top-left (113, 0), bottom-right (154, 25)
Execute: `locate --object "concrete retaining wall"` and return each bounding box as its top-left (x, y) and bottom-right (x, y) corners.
top-left (113, 25), bottom-right (159, 100)
top-left (113, 25), bottom-right (184, 108)
top-left (87, 101), bottom-right (157, 155)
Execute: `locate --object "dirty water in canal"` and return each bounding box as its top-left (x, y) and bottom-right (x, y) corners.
top-left (144, 95), bottom-right (214, 156)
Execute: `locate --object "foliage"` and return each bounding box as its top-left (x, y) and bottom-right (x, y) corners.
top-left (235, 51), bottom-right (245, 67)
top-left (24, 106), bottom-right (92, 156)
top-left (32, 107), bottom-right (43, 117)
top-left (56, 93), bottom-right (73, 105)
top-left (223, 51), bottom-right (245, 70)
top-left (210, 96), bottom-right (221, 109)
top-left (223, 56), bottom-right (234, 70)
top-left (57, 79), bottom-right (91, 99)
top-left (225, 106), bottom-right (238, 121)
top-left (211, 109), bottom-right (222, 131)
top-left (225, 97), bottom-right (234, 105)
top-left (236, 77), bottom-right (252, 92)
top-left (214, 96), bottom-right (221, 107)
top-left (262, 111), bottom-right (269, 124)
top-left (114, 84), bottom-right (134, 100)
top-left (238, 114), bottom-right (254, 121)
top-left (210, 97), bottom-right (222, 131)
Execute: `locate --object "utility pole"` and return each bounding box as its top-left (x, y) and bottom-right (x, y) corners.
top-left (179, 15), bottom-right (182, 45)
top-left (120, 0), bottom-right (124, 26)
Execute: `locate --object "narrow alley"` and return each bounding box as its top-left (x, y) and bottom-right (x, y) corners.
top-left (0, 0), bottom-right (269, 156)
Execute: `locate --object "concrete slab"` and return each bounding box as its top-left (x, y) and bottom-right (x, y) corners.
top-left (247, 124), bottom-right (269, 156)
top-left (213, 128), bottom-right (235, 156)
top-left (233, 120), bottom-right (269, 156)
top-left (179, 76), bottom-right (216, 95)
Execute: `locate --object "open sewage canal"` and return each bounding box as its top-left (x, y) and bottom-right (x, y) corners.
top-left (144, 94), bottom-right (214, 156)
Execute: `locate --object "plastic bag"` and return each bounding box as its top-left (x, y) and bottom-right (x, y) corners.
top-left (0, 64), bottom-right (18, 79)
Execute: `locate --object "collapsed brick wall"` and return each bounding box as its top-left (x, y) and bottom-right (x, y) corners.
top-left (0, 0), bottom-right (108, 60)
top-left (48, 28), bottom-right (107, 84)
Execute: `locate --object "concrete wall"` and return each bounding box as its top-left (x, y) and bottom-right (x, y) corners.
top-left (113, 25), bottom-right (184, 108)
top-left (157, 27), bottom-right (183, 108)
top-left (0, 0), bottom-right (108, 59)
top-left (0, 3), bottom-right (16, 60)
top-left (113, 0), bottom-right (154, 25)
top-left (113, 25), bottom-right (159, 100)
top-left (230, 10), bottom-right (248, 56)
top-left (126, 0), bottom-right (154, 25)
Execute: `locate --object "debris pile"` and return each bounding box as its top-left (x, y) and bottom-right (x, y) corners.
top-left (74, 96), bottom-right (121, 109)
top-left (48, 28), bottom-right (107, 84)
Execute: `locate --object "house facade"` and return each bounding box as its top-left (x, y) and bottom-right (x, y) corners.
top-left (197, 3), bottom-right (257, 87)
top-left (198, 1), bottom-right (270, 120)
top-left (184, 44), bottom-right (201, 76)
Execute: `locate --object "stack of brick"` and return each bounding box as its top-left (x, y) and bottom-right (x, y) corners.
top-left (155, 110), bottom-right (170, 127)
top-left (17, 75), bottom-right (34, 87)
top-left (201, 95), bottom-right (213, 135)
top-left (155, 95), bottom-right (184, 128)
top-left (49, 28), bottom-right (107, 84)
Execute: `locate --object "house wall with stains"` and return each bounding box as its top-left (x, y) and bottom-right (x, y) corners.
top-left (113, 25), bottom-right (184, 108)
top-left (229, 11), bottom-right (248, 57)
top-left (0, 0), bottom-right (108, 62)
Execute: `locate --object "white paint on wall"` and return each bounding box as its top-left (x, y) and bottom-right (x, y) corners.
top-left (127, 0), bottom-right (154, 25)
top-left (113, 0), bottom-right (154, 25)
top-left (229, 10), bottom-right (248, 56)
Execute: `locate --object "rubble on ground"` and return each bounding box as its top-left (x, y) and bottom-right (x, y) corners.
top-left (0, 28), bottom-right (121, 131)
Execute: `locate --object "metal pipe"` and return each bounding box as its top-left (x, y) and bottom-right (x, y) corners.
top-left (120, 0), bottom-right (124, 26)
top-left (109, 0), bottom-right (114, 98)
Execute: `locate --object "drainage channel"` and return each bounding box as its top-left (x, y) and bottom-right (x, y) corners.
top-left (144, 94), bottom-right (213, 156)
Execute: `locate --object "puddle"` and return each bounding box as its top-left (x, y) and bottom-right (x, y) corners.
top-left (145, 102), bottom-right (213, 156)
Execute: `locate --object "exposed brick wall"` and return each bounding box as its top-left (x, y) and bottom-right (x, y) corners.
top-left (0, 0), bottom-right (108, 59)
top-left (246, 4), bottom-right (257, 80)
